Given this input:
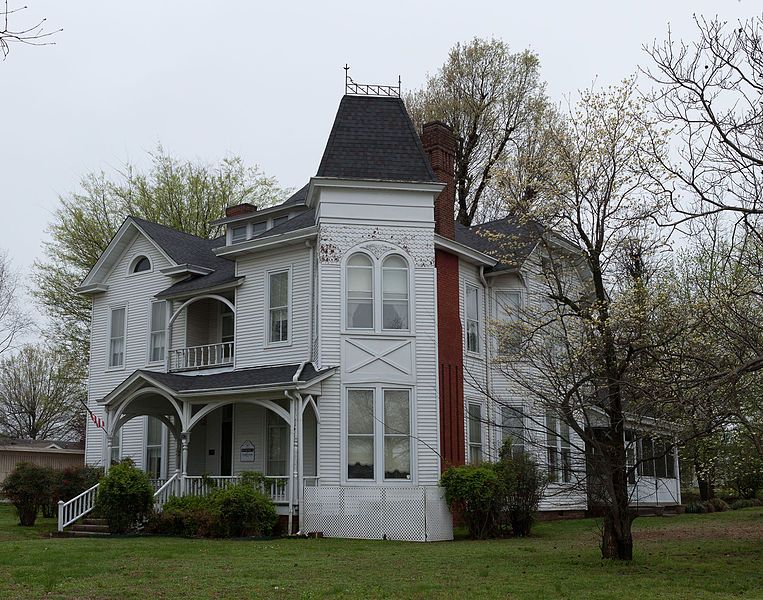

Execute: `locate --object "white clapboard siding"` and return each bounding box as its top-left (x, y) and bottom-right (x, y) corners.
top-left (234, 246), bottom-right (312, 368)
top-left (85, 232), bottom-right (175, 469)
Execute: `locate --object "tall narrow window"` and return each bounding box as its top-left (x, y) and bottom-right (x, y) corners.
top-left (559, 420), bottom-right (572, 483)
top-left (625, 430), bottom-right (637, 484)
top-left (382, 255), bottom-right (409, 330)
top-left (109, 307), bottom-right (126, 368)
top-left (266, 411), bottom-right (289, 476)
top-left (110, 429), bottom-right (121, 465)
top-left (347, 254), bottom-right (374, 329)
top-left (639, 436), bottom-right (656, 477)
top-left (347, 389), bottom-right (374, 479)
top-left (149, 301), bottom-right (166, 363)
top-left (546, 412), bottom-right (559, 482)
top-left (146, 417), bottom-right (163, 479)
top-left (466, 286), bottom-right (480, 353)
top-left (468, 402), bottom-right (483, 464)
top-left (496, 290), bottom-right (522, 355)
top-left (383, 390), bottom-right (410, 479)
top-left (268, 271), bottom-right (289, 343)
top-left (501, 405), bottom-right (526, 460)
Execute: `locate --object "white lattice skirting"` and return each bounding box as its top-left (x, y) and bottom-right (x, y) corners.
top-left (302, 485), bottom-right (453, 542)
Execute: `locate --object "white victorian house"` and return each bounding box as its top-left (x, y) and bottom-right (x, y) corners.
top-left (66, 85), bottom-right (680, 541)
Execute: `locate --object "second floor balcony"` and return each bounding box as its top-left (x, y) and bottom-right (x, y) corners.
top-left (167, 293), bottom-right (235, 373)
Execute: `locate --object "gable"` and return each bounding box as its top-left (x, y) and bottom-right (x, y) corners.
top-left (78, 219), bottom-right (177, 290)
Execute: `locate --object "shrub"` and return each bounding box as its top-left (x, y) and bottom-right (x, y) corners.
top-left (148, 483), bottom-right (277, 538)
top-left (211, 483), bottom-right (277, 537)
top-left (0, 462), bottom-right (52, 526)
top-left (440, 465), bottom-right (501, 539)
top-left (494, 443), bottom-right (548, 537)
top-left (96, 459), bottom-right (153, 534)
top-left (684, 501), bottom-right (706, 514)
top-left (730, 498), bottom-right (763, 510)
top-left (43, 465), bottom-right (103, 519)
top-left (707, 497), bottom-right (730, 512)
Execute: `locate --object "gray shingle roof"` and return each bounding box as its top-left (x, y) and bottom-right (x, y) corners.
top-left (455, 218), bottom-right (544, 272)
top-left (141, 363), bottom-right (331, 393)
top-left (253, 208), bottom-right (316, 241)
top-left (317, 95), bottom-right (438, 183)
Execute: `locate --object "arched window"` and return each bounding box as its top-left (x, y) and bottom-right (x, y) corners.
top-left (346, 253), bottom-right (374, 329)
top-left (382, 254), bottom-right (409, 330)
top-left (131, 256), bottom-right (151, 274)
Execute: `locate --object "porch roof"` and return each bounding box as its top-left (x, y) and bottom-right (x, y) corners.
top-left (102, 362), bottom-right (335, 404)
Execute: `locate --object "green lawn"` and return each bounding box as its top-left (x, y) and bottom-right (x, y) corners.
top-left (0, 505), bottom-right (761, 599)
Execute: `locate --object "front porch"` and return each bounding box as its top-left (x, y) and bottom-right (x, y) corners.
top-left (78, 363), bottom-right (333, 531)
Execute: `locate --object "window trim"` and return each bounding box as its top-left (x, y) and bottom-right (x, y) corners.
top-left (494, 287), bottom-right (524, 356)
top-left (464, 284), bottom-right (481, 355)
top-left (343, 384), bottom-right (416, 485)
top-left (144, 416), bottom-right (167, 480)
top-left (467, 400), bottom-right (484, 465)
top-left (265, 267), bottom-right (292, 347)
top-left (127, 255), bottom-right (152, 276)
top-left (107, 304), bottom-right (128, 371)
top-left (342, 248), bottom-right (414, 335)
top-left (147, 299), bottom-right (168, 366)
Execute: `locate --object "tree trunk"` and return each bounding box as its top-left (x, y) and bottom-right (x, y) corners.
top-left (600, 454), bottom-right (635, 560)
top-left (698, 477), bottom-right (714, 501)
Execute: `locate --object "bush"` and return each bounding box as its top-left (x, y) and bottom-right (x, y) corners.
top-left (0, 462), bottom-right (52, 526)
top-left (42, 465), bottom-right (103, 518)
top-left (96, 459), bottom-right (153, 534)
top-left (440, 465), bottom-right (501, 539)
top-left (494, 443), bottom-right (548, 537)
top-left (707, 497), bottom-right (730, 512)
top-left (147, 483), bottom-right (277, 538)
top-left (212, 484), bottom-right (278, 537)
top-left (684, 501), bottom-right (706, 514)
top-left (730, 498), bottom-right (763, 510)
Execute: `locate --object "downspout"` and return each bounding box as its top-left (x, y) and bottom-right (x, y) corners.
top-left (306, 239), bottom-right (316, 363)
top-left (479, 266), bottom-right (495, 460)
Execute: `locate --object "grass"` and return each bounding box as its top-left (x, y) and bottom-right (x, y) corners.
top-left (0, 505), bottom-right (761, 599)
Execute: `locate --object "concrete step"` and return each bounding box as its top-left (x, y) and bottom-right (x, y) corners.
top-left (67, 530), bottom-right (111, 537)
top-left (81, 518), bottom-right (108, 526)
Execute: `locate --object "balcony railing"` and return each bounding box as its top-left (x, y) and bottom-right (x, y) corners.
top-left (169, 342), bottom-right (234, 372)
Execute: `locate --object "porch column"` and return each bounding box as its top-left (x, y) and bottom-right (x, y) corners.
top-left (181, 431), bottom-right (190, 495)
top-left (287, 393), bottom-right (301, 535)
top-left (105, 435), bottom-right (113, 475)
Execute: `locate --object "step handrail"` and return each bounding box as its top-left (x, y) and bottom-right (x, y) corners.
top-left (153, 471), bottom-right (180, 510)
top-left (57, 482), bottom-right (100, 532)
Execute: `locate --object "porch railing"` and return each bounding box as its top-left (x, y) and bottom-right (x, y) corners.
top-left (183, 475), bottom-right (289, 504)
top-left (57, 482), bottom-right (100, 532)
top-left (153, 472), bottom-right (181, 510)
top-left (168, 341), bottom-right (234, 372)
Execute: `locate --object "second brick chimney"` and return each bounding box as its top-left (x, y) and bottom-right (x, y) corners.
top-left (225, 203), bottom-right (258, 218)
top-left (421, 121), bottom-right (456, 239)
top-left (421, 120), bottom-right (465, 469)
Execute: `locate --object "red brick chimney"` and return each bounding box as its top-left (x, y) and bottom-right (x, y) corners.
top-left (421, 120), bottom-right (465, 469)
top-left (225, 203), bottom-right (257, 218)
top-left (421, 121), bottom-right (456, 239)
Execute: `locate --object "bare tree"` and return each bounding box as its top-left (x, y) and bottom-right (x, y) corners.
top-left (0, 345), bottom-right (84, 441)
top-left (0, 250), bottom-right (28, 357)
top-left (0, 1), bottom-right (59, 59)
top-left (406, 37), bottom-right (552, 226)
top-left (480, 79), bottom-right (708, 560)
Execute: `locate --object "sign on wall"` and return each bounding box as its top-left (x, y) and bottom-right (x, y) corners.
top-left (240, 440), bottom-right (255, 463)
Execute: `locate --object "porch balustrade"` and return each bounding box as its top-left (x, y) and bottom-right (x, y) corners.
top-left (168, 341), bottom-right (234, 372)
top-left (183, 475), bottom-right (290, 504)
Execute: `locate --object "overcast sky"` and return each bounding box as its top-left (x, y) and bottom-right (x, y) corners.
top-left (1, 0), bottom-right (758, 326)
